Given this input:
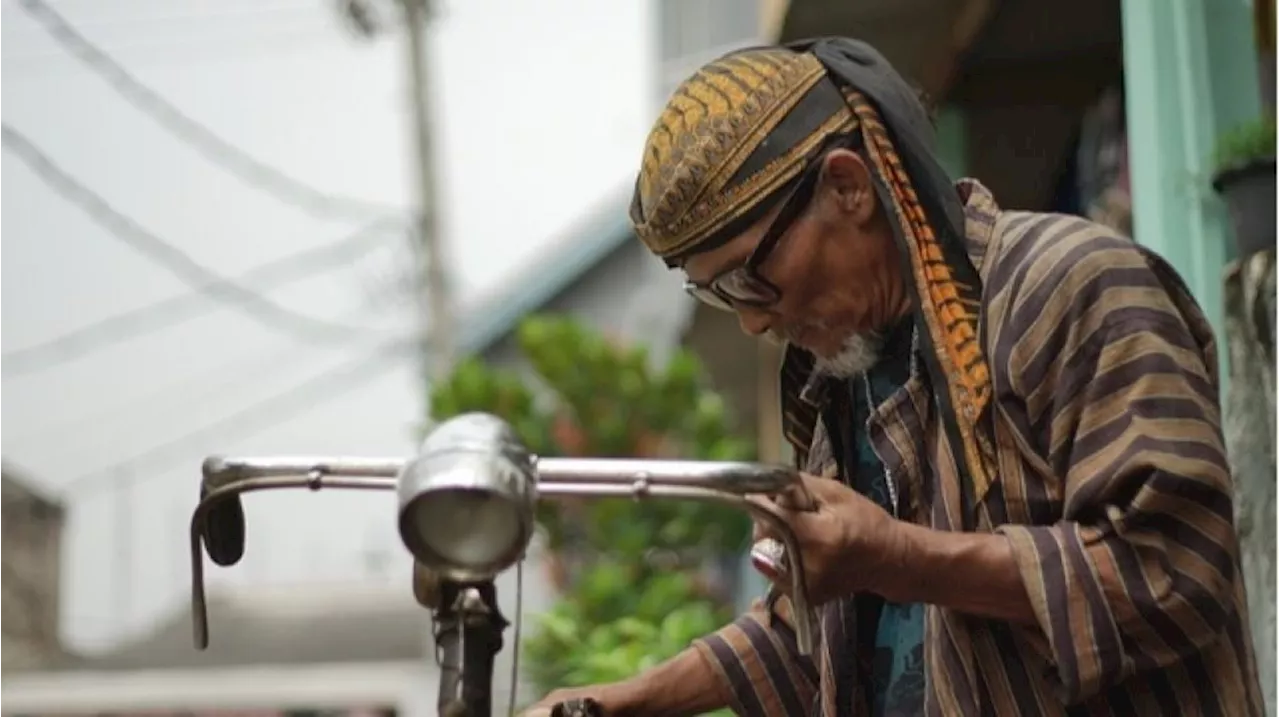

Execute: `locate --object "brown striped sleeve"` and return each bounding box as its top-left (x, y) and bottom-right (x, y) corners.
top-left (991, 222), bottom-right (1240, 703)
top-left (691, 592), bottom-right (819, 717)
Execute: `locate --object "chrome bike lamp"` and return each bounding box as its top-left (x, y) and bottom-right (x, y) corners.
top-left (396, 413), bottom-right (538, 582)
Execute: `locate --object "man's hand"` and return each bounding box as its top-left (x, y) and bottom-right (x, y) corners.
top-left (750, 472), bottom-right (907, 605)
top-left (521, 684), bottom-right (632, 716)
top-left (522, 647), bottom-right (728, 717)
top-left (752, 473), bottom-right (1039, 625)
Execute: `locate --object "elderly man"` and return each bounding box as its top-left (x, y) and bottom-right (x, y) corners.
top-left (530, 38), bottom-right (1263, 716)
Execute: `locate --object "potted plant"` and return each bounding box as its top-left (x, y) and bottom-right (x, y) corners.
top-left (1211, 116), bottom-right (1277, 258)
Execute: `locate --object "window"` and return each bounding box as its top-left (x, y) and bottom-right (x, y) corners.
top-left (657, 0), bottom-right (764, 98)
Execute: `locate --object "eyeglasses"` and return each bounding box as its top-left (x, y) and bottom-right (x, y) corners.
top-left (683, 133), bottom-right (858, 312)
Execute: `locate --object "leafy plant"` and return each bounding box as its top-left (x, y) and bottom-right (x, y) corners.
top-left (429, 315), bottom-right (751, 714)
top-left (523, 566), bottom-right (731, 689)
top-left (1213, 116), bottom-right (1277, 175)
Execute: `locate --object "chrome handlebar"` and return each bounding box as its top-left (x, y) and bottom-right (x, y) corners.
top-left (190, 454), bottom-right (817, 655)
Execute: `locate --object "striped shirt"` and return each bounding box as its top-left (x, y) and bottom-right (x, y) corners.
top-left (693, 179), bottom-right (1265, 716)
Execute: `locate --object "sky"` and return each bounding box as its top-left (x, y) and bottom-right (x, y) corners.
top-left (2, 0), bottom-right (655, 652)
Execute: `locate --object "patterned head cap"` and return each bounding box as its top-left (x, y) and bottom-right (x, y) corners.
top-left (630, 47), bottom-right (857, 261)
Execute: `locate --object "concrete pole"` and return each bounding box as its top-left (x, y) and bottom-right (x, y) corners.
top-left (402, 0), bottom-right (455, 390)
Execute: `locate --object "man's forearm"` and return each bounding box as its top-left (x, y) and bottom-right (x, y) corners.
top-left (874, 522), bottom-right (1039, 627)
top-left (616, 646), bottom-right (729, 717)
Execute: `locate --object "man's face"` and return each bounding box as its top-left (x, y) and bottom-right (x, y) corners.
top-left (681, 148), bottom-right (909, 375)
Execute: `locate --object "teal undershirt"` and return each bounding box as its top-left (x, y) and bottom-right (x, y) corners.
top-left (827, 320), bottom-right (926, 717)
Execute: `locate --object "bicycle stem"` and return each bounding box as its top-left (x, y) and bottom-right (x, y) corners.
top-left (434, 580), bottom-right (507, 717)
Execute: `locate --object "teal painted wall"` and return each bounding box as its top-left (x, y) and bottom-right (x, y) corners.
top-left (1122, 0), bottom-right (1262, 359)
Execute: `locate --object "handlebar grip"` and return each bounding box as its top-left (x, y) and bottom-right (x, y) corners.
top-left (200, 457), bottom-right (246, 567)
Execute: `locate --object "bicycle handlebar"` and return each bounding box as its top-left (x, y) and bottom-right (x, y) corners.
top-left (190, 448), bottom-right (819, 715)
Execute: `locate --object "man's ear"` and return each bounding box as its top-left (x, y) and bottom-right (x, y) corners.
top-left (819, 149), bottom-right (877, 226)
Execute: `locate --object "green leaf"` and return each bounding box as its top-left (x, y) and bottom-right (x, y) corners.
top-left (1214, 115), bottom-right (1277, 173)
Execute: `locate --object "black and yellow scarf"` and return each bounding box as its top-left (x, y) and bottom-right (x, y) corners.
top-left (630, 38), bottom-right (997, 515)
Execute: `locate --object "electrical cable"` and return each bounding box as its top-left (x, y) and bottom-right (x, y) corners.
top-left (3, 29), bottom-right (336, 72)
top-left (9, 286), bottom-right (407, 449)
top-left (1, 214), bottom-right (405, 375)
top-left (508, 558), bottom-right (524, 717)
top-left (16, 0), bottom-right (406, 220)
top-left (12, 2), bottom-right (324, 30)
top-left (10, 339), bottom-right (341, 447)
top-left (62, 336), bottom-right (414, 494)
top-left (3, 124), bottom-right (395, 352)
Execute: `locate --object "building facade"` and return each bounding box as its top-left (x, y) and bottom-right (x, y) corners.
top-left (2, 466), bottom-right (68, 672)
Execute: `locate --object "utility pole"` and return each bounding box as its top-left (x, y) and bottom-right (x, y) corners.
top-left (401, 0), bottom-right (455, 390)
top-left (337, 0), bottom-right (453, 391)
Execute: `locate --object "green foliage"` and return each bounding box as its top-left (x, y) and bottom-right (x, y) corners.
top-left (522, 566), bottom-right (730, 689)
top-left (429, 315), bottom-right (751, 712)
top-left (1213, 115), bottom-right (1277, 174)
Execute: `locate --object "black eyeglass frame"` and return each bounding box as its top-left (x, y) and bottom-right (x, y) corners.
top-left (682, 131), bottom-right (864, 312)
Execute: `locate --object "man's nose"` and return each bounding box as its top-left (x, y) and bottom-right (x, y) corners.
top-left (736, 308), bottom-right (772, 337)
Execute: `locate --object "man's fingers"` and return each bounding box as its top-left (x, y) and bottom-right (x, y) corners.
top-left (746, 491), bottom-right (818, 546)
top-left (772, 481), bottom-right (819, 512)
top-left (797, 472), bottom-right (851, 500)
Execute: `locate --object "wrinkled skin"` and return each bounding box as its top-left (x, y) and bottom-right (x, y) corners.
top-left (748, 472), bottom-right (906, 605)
top-left (681, 147), bottom-right (912, 367)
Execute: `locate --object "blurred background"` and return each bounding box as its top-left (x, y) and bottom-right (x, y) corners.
top-left (1, 0), bottom-right (1274, 716)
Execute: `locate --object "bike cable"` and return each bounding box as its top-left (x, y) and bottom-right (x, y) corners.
top-left (508, 557), bottom-right (525, 716)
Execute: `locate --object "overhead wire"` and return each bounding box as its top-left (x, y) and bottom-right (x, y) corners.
top-left (62, 336), bottom-right (415, 494)
top-left (1, 213), bottom-right (405, 376)
top-left (8, 2), bottom-right (325, 29)
top-left (2, 124), bottom-right (398, 353)
top-left (7, 324), bottom-right (369, 448)
top-left (3, 27), bottom-right (337, 73)
top-left (8, 271), bottom-right (412, 448)
top-left (15, 0), bottom-right (406, 220)
top-left (3, 1), bottom-right (433, 496)
top-left (9, 344), bottom-right (319, 447)
top-left (2, 1), bottom-right (358, 72)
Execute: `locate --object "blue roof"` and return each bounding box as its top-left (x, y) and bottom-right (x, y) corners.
top-left (457, 184), bottom-right (635, 354)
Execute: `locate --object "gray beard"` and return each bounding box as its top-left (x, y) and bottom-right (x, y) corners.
top-left (811, 332), bottom-right (885, 378)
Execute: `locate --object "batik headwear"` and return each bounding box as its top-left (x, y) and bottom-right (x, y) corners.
top-left (631, 39), bottom-right (998, 516)
top-left (630, 47), bottom-right (859, 261)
